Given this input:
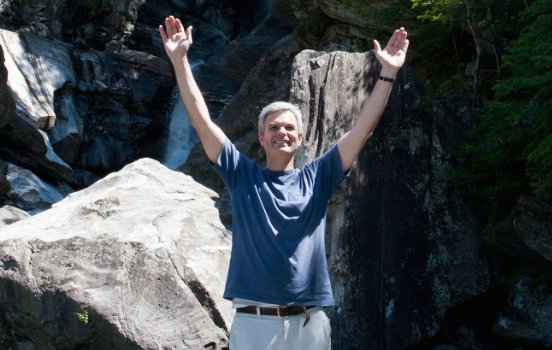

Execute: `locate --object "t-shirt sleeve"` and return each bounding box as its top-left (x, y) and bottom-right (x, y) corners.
top-left (314, 143), bottom-right (350, 194)
top-left (212, 138), bottom-right (242, 191)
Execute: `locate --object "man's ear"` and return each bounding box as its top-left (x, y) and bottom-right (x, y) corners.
top-left (298, 132), bottom-right (303, 145)
top-left (258, 133), bottom-right (264, 144)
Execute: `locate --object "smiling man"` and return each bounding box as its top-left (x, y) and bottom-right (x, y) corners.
top-left (159, 15), bottom-right (409, 350)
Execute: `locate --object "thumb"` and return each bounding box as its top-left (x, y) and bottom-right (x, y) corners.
top-left (186, 26), bottom-right (193, 44)
top-left (373, 39), bottom-right (382, 53)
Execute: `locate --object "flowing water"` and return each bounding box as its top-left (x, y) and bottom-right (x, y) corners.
top-left (163, 62), bottom-right (203, 170)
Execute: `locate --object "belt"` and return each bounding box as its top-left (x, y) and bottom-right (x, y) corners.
top-left (236, 306), bottom-right (316, 326)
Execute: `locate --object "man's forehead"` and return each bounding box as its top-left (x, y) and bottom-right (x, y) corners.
top-left (265, 109), bottom-right (296, 124)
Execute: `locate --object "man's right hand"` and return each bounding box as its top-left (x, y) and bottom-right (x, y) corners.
top-left (159, 16), bottom-right (193, 64)
top-left (158, 15), bottom-right (227, 164)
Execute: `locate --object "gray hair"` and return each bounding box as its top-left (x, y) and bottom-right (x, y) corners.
top-left (257, 101), bottom-right (303, 134)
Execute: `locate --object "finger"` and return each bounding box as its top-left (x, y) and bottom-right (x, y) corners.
top-left (165, 17), bottom-right (174, 37)
top-left (401, 38), bottom-right (410, 52)
top-left (398, 28), bottom-right (407, 46)
top-left (389, 29), bottom-right (401, 47)
top-left (167, 16), bottom-right (179, 37)
top-left (175, 18), bottom-right (185, 33)
top-left (373, 39), bottom-right (382, 53)
top-left (159, 24), bottom-right (167, 42)
top-left (186, 26), bottom-right (193, 44)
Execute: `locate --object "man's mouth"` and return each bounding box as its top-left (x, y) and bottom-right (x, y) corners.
top-left (274, 139), bottom-right (289, 146)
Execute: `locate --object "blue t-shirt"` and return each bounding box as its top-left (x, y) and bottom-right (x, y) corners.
top-left (214, 138), bottom-right (347, 306)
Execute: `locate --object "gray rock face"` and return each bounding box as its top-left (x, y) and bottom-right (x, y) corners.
top-left (0, 41), bottom-right (15, 130)
top-left (0, 0), bottom-right (292, 194)
top-left (290, 50), bottom-right (489, 349)
top-left (0, 29), bottom-right (75, 183)
top-left (0, 26), bottom-right (175, 185)
top-left (0, 205), bottom-right (29, 227)
top-left (0, 158), bottom-right (231, 349)
top-left (4, 163), bottom-right (64, 214)
top-left (1, 29), bottom-right (75, 129)
top-left (492, 194), bottom-right (552, 265)
top-left (494, 275), bottom-right (552, 348)
top-left (0, 0), bottom-right (147, 50)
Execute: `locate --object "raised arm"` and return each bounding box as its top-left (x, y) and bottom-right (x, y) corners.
top-left (159, 16), bottom-right (226, 163)
top-left (337, 28), bottom-right (409, 172)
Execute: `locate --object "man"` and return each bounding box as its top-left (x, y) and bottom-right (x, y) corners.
top-left (159, 15), bottom-right (409, 350)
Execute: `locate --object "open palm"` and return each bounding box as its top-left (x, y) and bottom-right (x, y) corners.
top-left (159, 16), bottom-right (193, 63)
top-left (374, 27), bottom-right (409, 70)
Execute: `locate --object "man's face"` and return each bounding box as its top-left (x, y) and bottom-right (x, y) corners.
top-left (258, 109), bottom-right (303, 156)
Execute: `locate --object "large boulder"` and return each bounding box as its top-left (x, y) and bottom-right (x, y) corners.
top-left (0, 158), bottom-right (231, 349)
top-left (490, 194), bottom-right (552, 265)
top-left (290, 50), bottom-right (489, 349)
top-left (493, 275), bottom-right (552, 348)
top-left (3, 162), bottom-right (64, 214)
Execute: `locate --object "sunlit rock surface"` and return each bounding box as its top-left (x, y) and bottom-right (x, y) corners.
top-left (0, 158), bottom-right (232, 349)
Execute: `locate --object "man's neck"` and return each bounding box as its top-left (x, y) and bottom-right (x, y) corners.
top-left (265, 155), bottom-right (295, 172)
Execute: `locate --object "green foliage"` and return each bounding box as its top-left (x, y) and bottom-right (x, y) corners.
top-left (491, 0), bottom-right (552, 197)
top-left (409, 0), bottom-right (529, 95)
top-left (411, 0), bottom-right (464, 22)
top-left (454, 0), bottom-right (552, 205)
top-left (76, 309), bottom-right (89, 326)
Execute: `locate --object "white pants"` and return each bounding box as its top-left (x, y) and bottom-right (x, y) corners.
top-left (229, 307), bottom-right (331, 350)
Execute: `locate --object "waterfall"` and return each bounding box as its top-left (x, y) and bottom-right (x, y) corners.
top-left (163, 62), bottom-right (203, 170)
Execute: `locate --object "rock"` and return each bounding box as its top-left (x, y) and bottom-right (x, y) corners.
top-left (0, 0), bottom-right (65, 39)
top-left (0, 114), bottom-right (74, 183)
top-left (1, 4), bottom-right (176, 179)
top-left (217, 34), bottom-right (301, 142)
top-left (319, 0), bottom-right (394, 30)
top-left (0, 29), bottom-right (75, 130)
top-left (490, 194), bottom-right (552, 265)
top-left (0, 28), bottom-right (75, 182)
top-left (195, 13), bottom-right (292, 118)
top-left (0, 40), bottom-right (15, 129)
top-left (0, 205), bottom-right (30, 227)
top-left (0, 163), bottom-right (8, 200)
top-left (493, 275), bottom-right (552, 347)
top-left (0, 178), bottom-right (8, 201)
top-left (73, 0), bottom-right (146, 50)
top-left (289, 50), bottom-right (488, 348)
top-left (0, 158), bottom-right (231, 349)
top-left (4, 162), bottom-right (64, 214)
top-left (49, 86), bottom-right (84, 165)
top-left (71, 48), bottom-right (173, 171)
top-left (432, 345), bottom-right (458, 350)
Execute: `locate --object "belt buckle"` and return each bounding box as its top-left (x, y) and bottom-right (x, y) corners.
top-left (276, 306), bottom-right (286, 318)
